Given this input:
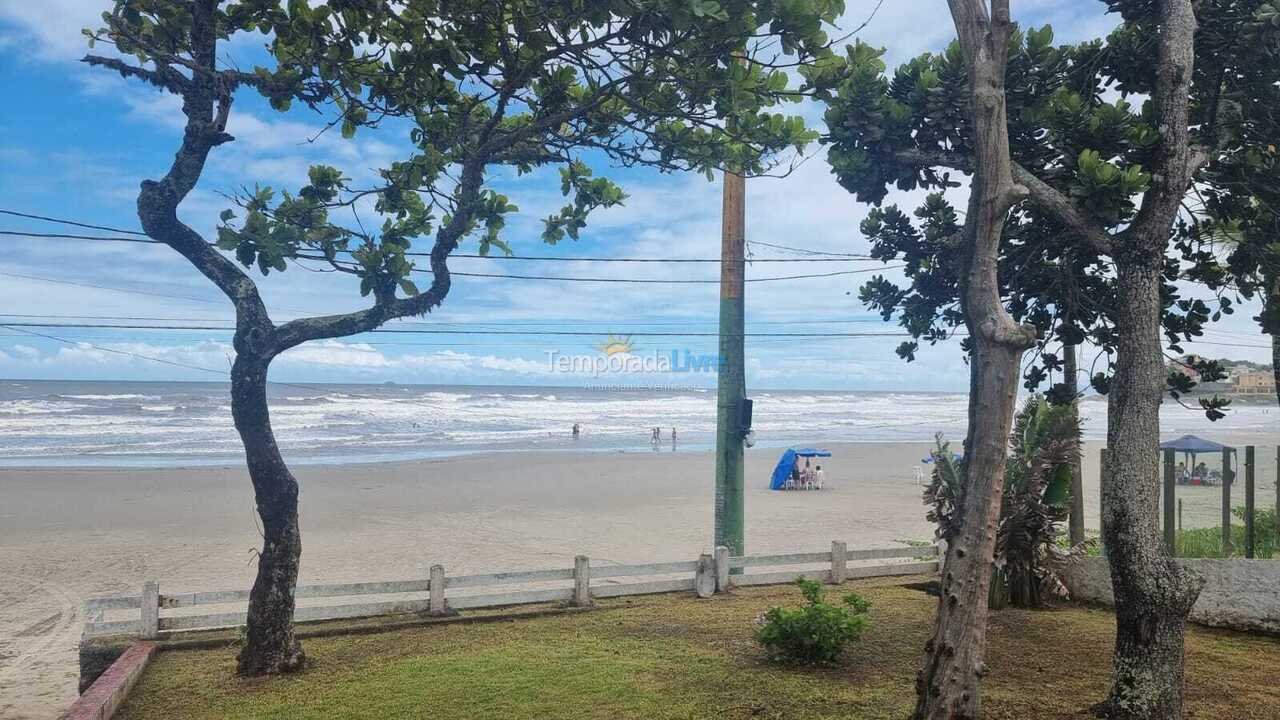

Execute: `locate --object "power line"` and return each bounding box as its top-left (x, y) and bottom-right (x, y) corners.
top-left (1183, 339), bottom-right (1271, 350)
top-left (2, 228), bottom-right (879, 264)
top-left (0, 325), bottom-right (229, 376)
top-left (0, 312), bottom-right (884, 327)
top-left (0, 210), bottom-right (149, 236)
top-left (0, 321), bottom-right (917, 339)
top-left (0, 230), bottom-right (161, 245)
top-left (0, 270), bottom-right (228, 306)
top-left (447, 266), bottom-right (900, 284)
top-left (748, 240), bottom-right (874, 259)
top-left (451, 254), bottom-right (873, 263)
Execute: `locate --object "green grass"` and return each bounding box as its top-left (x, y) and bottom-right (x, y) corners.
top-left (118, 578), bottom-right (1280, 720)
top-left (1176, 507), bottom-right (1278, 558)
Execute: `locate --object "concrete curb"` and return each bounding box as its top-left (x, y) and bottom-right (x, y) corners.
top-left (62, 641), bottom-right (155, 720)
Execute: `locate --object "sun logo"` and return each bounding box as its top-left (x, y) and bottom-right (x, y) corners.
top-left (595, 334), bottom-right (636, 356)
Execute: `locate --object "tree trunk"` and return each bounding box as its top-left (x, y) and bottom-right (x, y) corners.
top-left (231, 355), bottom-right (305, 675)
top-left (913, 3), bottom-right (1036, 718)
top-left (1065, 343), bottom-right (1086, 546)
top-left (1094, 257), bottom-right (1203, 719)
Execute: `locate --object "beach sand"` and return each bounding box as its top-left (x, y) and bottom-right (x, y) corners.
top-left (2, 437), bottom-right (1275, 719)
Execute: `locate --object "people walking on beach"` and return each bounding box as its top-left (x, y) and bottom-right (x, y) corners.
top-left (572, 422), bottom-right (581, 440)
top-left (670, 427), bottom-right (677, 449)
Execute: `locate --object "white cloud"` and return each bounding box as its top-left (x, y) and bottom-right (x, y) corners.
top-left (0, 0), bottom-right (110, 61)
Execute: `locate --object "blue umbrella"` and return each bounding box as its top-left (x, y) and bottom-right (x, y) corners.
top-left (769, 448), bottom-right (831, 490)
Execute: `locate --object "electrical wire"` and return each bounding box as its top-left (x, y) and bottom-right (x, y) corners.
top-left (447, 266), bottom-right (901, 283)
top-left (1, 228), bottom-right (880, 264)
top-left (0, 321), bottom-right (920, 339)
top-left (0, 210), bottom-right (149, 236)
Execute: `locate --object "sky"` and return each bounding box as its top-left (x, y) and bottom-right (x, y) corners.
top-left (0, 1), bottom-right (1270, 390)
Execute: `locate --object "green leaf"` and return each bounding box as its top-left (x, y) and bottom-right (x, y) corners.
top-left (1042, 463), bottom-right (1073, 508)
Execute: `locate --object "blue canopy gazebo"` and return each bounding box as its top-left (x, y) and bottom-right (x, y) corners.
top-left (1159, 435), bottom-right (1235, 485)
top-left (1159, 434), bottom-right (1235, 457)
top-left (769, 448), bottom-right (831, 490)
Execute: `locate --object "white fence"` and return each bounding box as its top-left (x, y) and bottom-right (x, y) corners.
top-left (83, 542), bottom-right (939, 640)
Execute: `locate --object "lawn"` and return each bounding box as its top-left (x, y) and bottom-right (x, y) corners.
top-left (118, 577), bottom-right (1280, 720)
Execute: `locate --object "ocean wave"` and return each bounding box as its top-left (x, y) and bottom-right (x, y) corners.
top-left (53, 393), bottom-right (157, 401)
top-left (3, 383), bottom-right (1275, 466)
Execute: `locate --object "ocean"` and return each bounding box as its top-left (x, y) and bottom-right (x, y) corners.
top-left (0, 379), bottom-right (1274, 467)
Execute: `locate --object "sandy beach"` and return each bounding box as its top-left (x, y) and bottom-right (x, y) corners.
top-left (2, 437), bottom-right (1276, 719)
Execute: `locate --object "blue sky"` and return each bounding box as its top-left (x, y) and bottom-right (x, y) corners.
top-left (0, 1), bottom-right (1270, 390)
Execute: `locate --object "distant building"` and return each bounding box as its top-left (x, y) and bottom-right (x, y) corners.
top-left (1168, 355), bottom-right (1202, 382)
top-left (1235, 370), bottom-right (1276, 397)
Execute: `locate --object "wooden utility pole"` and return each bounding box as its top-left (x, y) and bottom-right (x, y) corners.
top-left (713, 166), bottom-right (746, 559)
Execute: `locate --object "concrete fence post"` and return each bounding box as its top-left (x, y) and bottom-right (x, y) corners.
top-left (694, 553), bottom-right (716, 598)
top-left (140, 581), bottom-right (159, 639)
top-left (428, 564), bottom-right (448, 615)
top-left (573, 555), bottom-right (591, 607)
top-left (714, 546), bottom-right (730, 593)
top-left (830, 540), bottom-right (848, 584)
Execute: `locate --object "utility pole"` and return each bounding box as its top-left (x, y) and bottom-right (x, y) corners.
top-left (713, 165), bottom-right (746, 558)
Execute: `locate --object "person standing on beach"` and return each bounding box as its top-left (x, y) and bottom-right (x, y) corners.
top-left (572, 423), bottom-right (581, 440)
top-left (670, 427), bottom-right (677, 449)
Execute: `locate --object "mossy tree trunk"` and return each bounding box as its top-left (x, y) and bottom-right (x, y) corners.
top-left (1095, 256), bottom-right (1203, 718)
top-left (231, 355), bottom-right (305, 674)
top-left (1093, 3), bottom-right (1205, 716)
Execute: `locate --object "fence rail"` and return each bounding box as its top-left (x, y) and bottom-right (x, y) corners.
top-left (82, 542), bottom-right (939, 640)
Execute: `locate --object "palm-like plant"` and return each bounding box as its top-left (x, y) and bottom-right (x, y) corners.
top-left (924, 396), bottom-right (1085, 609)
top-left (994, 396), bottom-right (1083, 608)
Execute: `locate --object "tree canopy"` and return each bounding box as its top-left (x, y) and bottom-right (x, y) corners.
top-left (809, 3), bottom-right (1280, 417)
top-left (88, 0), bottom-right (844, 333)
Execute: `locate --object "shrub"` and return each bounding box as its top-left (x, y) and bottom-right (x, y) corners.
top-left (754, 579), bottom-right (871, 664)
top-left (1175, 507), bottom-right (1278, 558)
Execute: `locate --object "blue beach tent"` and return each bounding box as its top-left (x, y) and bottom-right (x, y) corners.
top-left (769, 448), bottom-right (832, 490)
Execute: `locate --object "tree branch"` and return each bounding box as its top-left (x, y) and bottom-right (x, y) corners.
top-left (82, 55), bottom-right (190, 94)
top-left (1012, 164), bottom-right (1115, 255)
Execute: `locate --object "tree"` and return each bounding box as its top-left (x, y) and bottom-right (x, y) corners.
top-left (85, 0), bottom-right (842, 675)
top-left (814, 2), bottom-right (1038, 716)
top-left (814, 1), bottom-right (1279, 716)
top-left (1190, 2), bottom-right (1280, 405)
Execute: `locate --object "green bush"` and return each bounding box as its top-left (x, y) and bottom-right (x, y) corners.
top-left (754, 579), bottom-right (871, 665)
